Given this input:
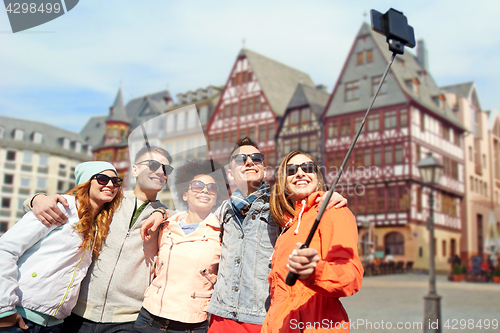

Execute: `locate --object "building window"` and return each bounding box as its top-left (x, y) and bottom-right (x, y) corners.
top-left (223, 105), bottom-right (230, 119)
top-left (1, 198), bottom-right (11, 209)
top-left (14, 129), bottom-right (24, 140)
top-left (62, 138), bottom-right (70, 149)
top-left (384, 145), bottom-right (393, 164)
top-left (240, 100), bottom-right (247, 116)
top-left (22, 151), bottom-right (33, 165)
top-left (300, 136), bottom-right (308, 151)
top-left (249, 127), bottom-right (255, 140)
top-left (328, 121), bottom-right (338, 137)
top-left (395, 144), bottom-right (403, 163)
top-left (36, 178), bottom-right (47, 190)
top-left (388, 187), bottom-right (396, 211)
top-left (354, 117), bottom-right (363, 132)
top-left (247, 98), bottom-right (253, 115)
top-left (416, 144), bottom-right (421, 162)
top-left (377, 188), bottom-right (385, 212)
top-left (6, 151), bottom-right (16, 161)
top-left (345, 81), bottom-right (360, 101)
top-left (254, 97), bottom-right (260, 113)
top-left (468, 146), bottom-right (473, 162)
top-left (454, 130), bottom-right (461, 146)
top-left (113, 128), bottom-right (118, 137)
top-left (368, 114), bottom-right (379, 132)
top-left (340, 118), bottom-right (351, 136)
top-left (371, 75), bottom-right (387, 96)
top-left (301, 108), bottom-right (311, 123)
top-left (420, 112), bottom-right (425, 132)
top-left (290, 110), bottom-right (299, 126)
top-left (356, 52), bottom-right (364, 65)
top-left (33, 132), bottom-right (43, 143)
top-left (364, 148), bottom-right (371, 166)
top-left (3, 175), bottom-right (13, 185)
top-left (268, 124), bottom-right (275, 140)
top-left (385, 232), bottom-right (404, 255)
top-left (232, 103), bottom-right (238, 117)
top-left (374, 147), bottom-right (381, 165)
top-left (366, 50), bottom-right (373, 63)
top-left (20, 178), bottom-right (30, 188)
top-left (442, 126), bottom-right (450, 141)
top-left (400, 109), bottom-right (408, 127)
top-left (259, 126), bottom-right (266, 142)
top-left (384, 111), bottom-right (397, 129)
top-left (39, 155), bottom-right (49, 167)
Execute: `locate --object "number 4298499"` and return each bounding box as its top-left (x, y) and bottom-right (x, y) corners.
top-left (444, 319), bottom-right (498, 330)
top-left (5, 3), bottom-right (61, 14)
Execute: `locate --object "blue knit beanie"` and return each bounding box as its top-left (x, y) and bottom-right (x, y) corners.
top-left (75, 161), bottom-right (117, 185)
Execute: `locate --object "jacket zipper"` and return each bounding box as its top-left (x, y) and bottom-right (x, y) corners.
top-left (54, 250), bottom-right (86, 316)
top-left (99, 230), bottom-right (130, 320)
top-left (199, 268), bottom-right (215, 286)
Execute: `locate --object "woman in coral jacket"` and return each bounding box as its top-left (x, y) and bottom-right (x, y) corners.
top-left (263, 151), bottom-right (363, 333)
top-left (136, 159), bottom-right (229, 333)
top-left (0, 161), bottom-right (122, 333)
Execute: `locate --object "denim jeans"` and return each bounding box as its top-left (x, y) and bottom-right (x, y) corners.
top-left (133, 308), bottom-right (208, 333)
top-left (0, 318), bottom-right (62, 333)
top-left (62, 314), bottom-right (135, 333)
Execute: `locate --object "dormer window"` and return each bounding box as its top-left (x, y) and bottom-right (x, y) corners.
top-left (405, 78), bottom-right (420, 95)
top-left (62, 138), bottom-right (70, 149)
top-left (187, 93), bottom-right (192, 103)
top-left (75, 141), bottom-right (82, 153)
top-left (207, 87), bottom-right (213, 98)
top-left (33, 132), bottom-right (43, 143)
top-left (197, 90), bottom-right (203, 101)
top-left (14, 129), bottom-right (24, 140)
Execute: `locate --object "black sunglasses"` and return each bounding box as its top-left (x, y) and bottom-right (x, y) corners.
top-left (137, 160), bottom-right (174, 176)
top-left (285, 161), bottom-right (318, 176)
top-left (230, 153), bottom-right (265, 165)
top-left (93, 174), bottom-right (123, 188)
top-left (189, 180), bottom-right (218, 195)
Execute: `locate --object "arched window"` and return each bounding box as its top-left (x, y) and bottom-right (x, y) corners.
top-left (384, 232), bottom-right (404, 255)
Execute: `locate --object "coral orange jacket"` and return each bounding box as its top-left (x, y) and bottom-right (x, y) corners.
top-left (262, 192), bottom-right (363, 333)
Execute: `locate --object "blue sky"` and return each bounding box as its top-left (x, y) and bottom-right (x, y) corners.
top-left (1, 0), bottom-right (499, 132)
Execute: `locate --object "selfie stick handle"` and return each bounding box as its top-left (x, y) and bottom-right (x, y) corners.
top-left (285, 52), bottom-right (397, 286)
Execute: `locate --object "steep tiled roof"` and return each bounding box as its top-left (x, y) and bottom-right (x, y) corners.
top-left (241, 48), bottom-right (315, 117)
top-left (80, 115), bottom-right (107, 148)
top-left (324, 22), bottom-right (464, 130)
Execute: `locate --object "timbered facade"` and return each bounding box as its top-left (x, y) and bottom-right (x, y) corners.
top-left (206, 48), bottom-right (315, 176)
top-left (277, 83), bottom-right (329, 164)
top-left (322, 23), bottom-right (466, 271)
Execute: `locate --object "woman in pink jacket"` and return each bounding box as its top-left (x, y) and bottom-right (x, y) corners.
top-left (135, 159), bottom-right (228, 333)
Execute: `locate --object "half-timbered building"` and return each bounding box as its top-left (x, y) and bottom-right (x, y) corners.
top-left (277, 83), bottom-right (330, 164)
top-left (322, 23), bottom-right (466, 271)
top-left (206, 48), bottom-right (315, 176)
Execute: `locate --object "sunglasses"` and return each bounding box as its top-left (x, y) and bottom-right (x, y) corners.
top-left (189, 180), bottom-right (218, 195)
top-left (93, 174), bottom-right (123, 188)
top-left (230, 153), bottom-right (265, 165)
top-left (137, 160), bottom-right (174, 176)
top-left (286, 161), bottom-right (318, 176)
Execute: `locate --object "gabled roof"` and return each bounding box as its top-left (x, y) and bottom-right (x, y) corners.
top-left (287, 83), bottom-right (330, 117)
top-left (241, 48), bottom-right (315, 117)
top-left (324, 22), bottom-right (464, 130)
top-left (441, 81), bottom-right (481, 111)
top-left (485, 109), bottom-right (500, 132)
top-left (106, 88), bottom-right (129, 123)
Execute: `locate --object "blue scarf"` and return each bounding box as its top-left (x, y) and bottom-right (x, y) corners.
top-left (230, 182), bottom-right (269, 221)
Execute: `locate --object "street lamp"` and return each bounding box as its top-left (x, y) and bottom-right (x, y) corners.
top-left (417, 152), bottom-right (443, 333)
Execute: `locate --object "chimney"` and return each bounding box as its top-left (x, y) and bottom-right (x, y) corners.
top-left (416, 39), bottom-right (428, 71)
top-left (316, 84), bottom-right (328, 93)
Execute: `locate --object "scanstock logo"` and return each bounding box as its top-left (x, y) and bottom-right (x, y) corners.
top-left (3, 0), bottom-right (79, 33)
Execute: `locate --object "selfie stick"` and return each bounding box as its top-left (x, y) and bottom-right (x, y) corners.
top-left (285, 8), bottom-right (415, 286)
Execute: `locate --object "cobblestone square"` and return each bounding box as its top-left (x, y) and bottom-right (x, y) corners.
top-left (341, 274), bottom-right (500, 333)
